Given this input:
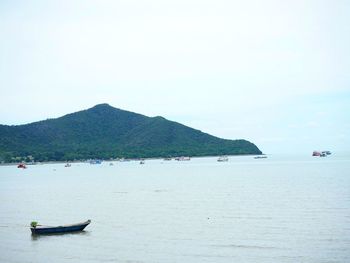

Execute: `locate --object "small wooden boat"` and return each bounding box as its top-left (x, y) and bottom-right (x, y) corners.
top-left (30, 220), bottom-right (91, 235)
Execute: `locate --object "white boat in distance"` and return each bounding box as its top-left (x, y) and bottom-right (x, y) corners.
top-left (254, 155), bottom-right (267, 159)
top-left (175, 156), bottom-right (191, 161)
top-left (89, 159), bottom-right (102, 164)
top-left (217, 156), bottom-right (229, 162)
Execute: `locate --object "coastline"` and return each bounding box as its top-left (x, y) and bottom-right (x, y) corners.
top-left (0, 153), bottom-right (264, 167)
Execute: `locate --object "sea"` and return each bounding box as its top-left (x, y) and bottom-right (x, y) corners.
top-left (0, 154), bottom-right (349, 263)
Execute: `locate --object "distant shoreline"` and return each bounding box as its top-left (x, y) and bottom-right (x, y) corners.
top-left (0, 154), bottom-right (264, 167)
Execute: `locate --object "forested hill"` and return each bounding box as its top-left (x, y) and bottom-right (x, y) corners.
top-left (0, 104), bottom-right (262, 162)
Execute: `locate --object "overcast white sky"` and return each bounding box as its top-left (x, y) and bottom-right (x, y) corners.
top-left (1, 0), bottom-right (349, 154)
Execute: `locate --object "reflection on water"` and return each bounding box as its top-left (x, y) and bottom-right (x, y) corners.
top-left (31, 230), bottom-right (90, 241)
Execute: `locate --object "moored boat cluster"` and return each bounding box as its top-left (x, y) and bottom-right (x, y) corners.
top-left (312, 151), bottom-right (331, 157)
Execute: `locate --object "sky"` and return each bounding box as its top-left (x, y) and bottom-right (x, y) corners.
top-left (0, 0), bottom-right (349, 154)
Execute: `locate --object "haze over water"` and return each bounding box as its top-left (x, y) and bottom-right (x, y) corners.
top-left (1, 154), bottom-right (349, 263)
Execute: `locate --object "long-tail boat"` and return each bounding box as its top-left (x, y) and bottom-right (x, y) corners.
top-left (30, 220), bottom-right (91, 235)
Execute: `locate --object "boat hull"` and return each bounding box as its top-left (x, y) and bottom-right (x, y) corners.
top-left (31, 220), bottom-right (90, 235)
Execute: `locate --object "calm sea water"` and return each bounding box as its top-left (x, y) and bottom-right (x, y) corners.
top-left (0, 154), bottom-right (349, 263)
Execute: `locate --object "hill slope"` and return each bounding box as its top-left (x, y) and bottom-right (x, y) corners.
top-left (0, 104), bottom-right (262, 162)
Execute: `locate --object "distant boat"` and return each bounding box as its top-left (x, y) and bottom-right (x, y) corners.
top-left (175, 156), bottom-right (191, 161)
top-left (163, 157), bottom-right (172, 161)
top-left (217, 156), bottom-right (229, 162)
top-left (17, 163), bottom-right (26, 169)
top-left (140, 159), bottom-right (145, 164)
top-left (30, 220), bottom-right (91, 235)
top-left (109, 162), bottom-right (114, 166)
top-left (64, 163), bottom-right (71, 167)
top-left (89, 159), bottom-right (102, 164)
top-left (313, 151), bottom-right (331, 157)
top-left (254, 156), bottom-right (267, 159)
